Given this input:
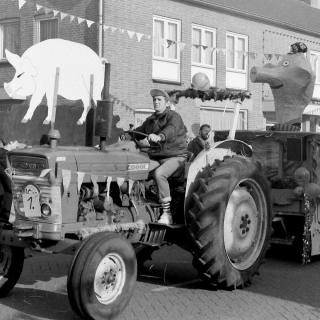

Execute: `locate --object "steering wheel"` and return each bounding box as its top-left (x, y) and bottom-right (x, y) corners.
top-left (124, 130), bottom-right (162, 153)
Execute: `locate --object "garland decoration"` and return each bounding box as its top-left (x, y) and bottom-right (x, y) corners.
top-left (167, 87), bottom-right (251, 104)
top-left (302, 196), bottom-right (316, 265)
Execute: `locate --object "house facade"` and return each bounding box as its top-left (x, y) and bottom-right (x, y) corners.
top-left (1, 0), bottom-right (320, 145)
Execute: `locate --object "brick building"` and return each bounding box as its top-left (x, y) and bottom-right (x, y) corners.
top-left (1, 0), bottom-right (320, 145)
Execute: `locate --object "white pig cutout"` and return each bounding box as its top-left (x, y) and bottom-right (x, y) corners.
top-left (4, 39), bottom-right (104, 125)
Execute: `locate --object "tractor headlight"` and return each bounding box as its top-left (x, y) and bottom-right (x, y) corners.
top-left (41, 204), bottom-right (51, 217)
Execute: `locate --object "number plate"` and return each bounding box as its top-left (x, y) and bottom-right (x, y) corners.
top-left (22, 193), bottom-right (41, 217)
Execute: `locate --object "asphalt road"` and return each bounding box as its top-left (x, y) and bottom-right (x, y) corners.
top-left (0, 244), bottom-right (319, 320)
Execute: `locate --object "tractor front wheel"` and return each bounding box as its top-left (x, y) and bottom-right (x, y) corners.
top-left (188, 155), bottom-right (273, 288)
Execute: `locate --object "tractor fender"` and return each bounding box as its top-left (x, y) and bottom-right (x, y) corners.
top-left (184, 139), bottom-right (252, 224)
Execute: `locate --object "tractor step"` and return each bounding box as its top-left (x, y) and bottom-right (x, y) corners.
top-left (139, 223), bottom-right (185, 247)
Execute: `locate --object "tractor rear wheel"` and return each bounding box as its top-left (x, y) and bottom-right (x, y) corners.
top-left (188, 155), bottom-right (273, 288)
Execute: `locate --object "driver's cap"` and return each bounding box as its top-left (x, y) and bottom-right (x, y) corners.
top-left (150, 89), bottom-right (169, 100)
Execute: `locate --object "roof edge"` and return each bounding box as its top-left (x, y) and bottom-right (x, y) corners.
top-left (185, 0), bottom-right (320, 37)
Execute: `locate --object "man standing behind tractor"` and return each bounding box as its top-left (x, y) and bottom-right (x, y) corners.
top-left (188, 124), bottom-right (211, 158)
top-left (134, 89), bottom-right (188, 225)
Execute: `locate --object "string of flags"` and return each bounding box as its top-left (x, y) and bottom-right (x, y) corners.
top-left (14, 0), bottom-right (290, 61)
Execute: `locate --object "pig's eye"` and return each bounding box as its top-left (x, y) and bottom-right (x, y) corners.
top-left (282, 61), bottom-right (290, 67)
top-left (17, 72), bottom-right (24, 78)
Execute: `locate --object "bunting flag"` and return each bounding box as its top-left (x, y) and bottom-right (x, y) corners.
top-left (91, 174), bottom-right (99, 197)
top-left (167, 40), bottom-right (174, 48)
top-left (136, 33), bottom-right (143, 42)
top-left (208, 47), bottom-right (215, 53)
top-left (35, 4), bottom-right (42, 11)
top-left (117, 177), bottom-right (125, 188)
top-left (60, 12), bottom-right (68, 20)
top-left (43, 7), bottom-right (51, 15)
top-left (77, 172), bottom-right (85, 193)
top-left (78, 17), bottom-right (85, 25)
top-left (249, 52), bottom-right (256, 59)
top-left (39, 169), bottom-right (52, 178)
top-left (237, 51), bottom-right (244, 58)
top-left (147, 35), bottom-right (152, 40)
top-left (120, 29), bottom-right (125, 34)
top-left (111, 26), bottom-right (117, 33)
top-left (103, 25), bottom-right (110, 31)
top-left (86, 20), bottom-right (94, 27)
top-left (202, 45), bottom-right (208, 50)
top-left (264, 53), bottom-right (272, 60)
top-left (62, 169), bottom-right (71, 195)
top-left (193, 44), bottom-right (200, 49)
top-left (274, 54), bottom-right (282, 60)
top-left (69, 15), bottom-right (75, 22)
top-left (127, 30), bottom-right (135, 38)
top-left (18, 0), bottom-right (26, 9)
top-left (53, 10), bottom-right (59, 17)
top-left (220, 49), bottom-right (227, 55)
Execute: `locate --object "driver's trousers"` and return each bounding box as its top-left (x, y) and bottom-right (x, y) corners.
top-left (149, 155), bottom-right (187, 203)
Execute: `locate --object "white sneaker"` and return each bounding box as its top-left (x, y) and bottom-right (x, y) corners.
top-left (157, 213), bottom-right (173, 225)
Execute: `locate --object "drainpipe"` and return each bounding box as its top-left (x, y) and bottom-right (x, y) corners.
top-left (98, 0), bottom-right (103, 58)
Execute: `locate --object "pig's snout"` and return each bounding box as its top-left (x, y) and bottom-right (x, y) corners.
top-left (4, 83), bottom-right (13, 97)
top-left (250, 66), bottom-right (282, 88)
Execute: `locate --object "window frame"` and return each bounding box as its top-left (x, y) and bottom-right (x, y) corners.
top-left (0, 18), bottom-right (20, 60)
top-left (310, 50), bottom-right (320, 84)
top-left (134, 108), bottom-right (154, 128)
top-left (34, 15), bottom-right (59, 44)
top-left (191, 24), bottom-right (216, 69)
top-left (226, 32), bottom-right (248, 74)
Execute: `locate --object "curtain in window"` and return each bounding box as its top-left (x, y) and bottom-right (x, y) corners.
top-left (167, 22), bottom-right (177, 59)
top-left (200, 108), bottom-right (245, 132)
top-left (40, 19), bottom-right (58, 42)
top-left (154, 20), bottom-right (164, 57)
top-left (237, 38), bottom-right (245, 70)
top-left (205, 31), bottom-right (213, 65)
top-left (3, 23), bottom-right (20, 57)
top-left (192, 28), bottom-right (201, 63)
top-left (227, 36), bottom-right (235, 68)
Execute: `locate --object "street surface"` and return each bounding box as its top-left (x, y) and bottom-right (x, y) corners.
top-left (0, 243), bottom-right (319, 320)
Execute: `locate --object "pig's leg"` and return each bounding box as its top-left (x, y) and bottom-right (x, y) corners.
top-left (43, 90), bottom-right (55, 124)
top-left (77, 96), bottom-right (92, 125)
top-left (22, 90), bottom-right (45, 123)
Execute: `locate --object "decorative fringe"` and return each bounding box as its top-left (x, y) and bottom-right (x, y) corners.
top-left (302, 196), bottom-right (315, 265)
top-left (78, 219), bottom-right (146, 239)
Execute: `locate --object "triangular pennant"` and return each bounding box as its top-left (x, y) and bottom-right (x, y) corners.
top-left (167, 39), bottom-right (174, 48)
top-left (220, 49), bottom-right (227, 55)
top-left (69, 15), bottom-right (75, 22)
top-left (90, 174), bottom-right (99, 197)
top-left (18, 0), bottom-right (26, 9)
top-left (103, 25), bottom-right (110, 31)
top-left (62, 170), bottom-right (71, 195)
top-left (86, 20), bottom-right (94, 27)
top-left (237, 51), bottom-right (244, 58)
top-left (53, 10), bottom-right (59, 17)
top-left (60, 12), bottom-right (68, 20)
top-left (36, 4), bottom-right (43, 11)
top-left (111, 26), bottom-right (118, 33)
top-left (202, 45), bottom-right (208, 50)
top-left (249, 52), bottom-right (256, 59)
top-left (117, 177), bottom-right (125, 188)
top-left (243, 52), bottom-right (248, 57)
top-left (179, 42), bottom-right (186, 51)
top-left (136, 33), bottom-right (143, 42)
top-left (264, 53), bottom-right (272, 60)
top-left (77, 172), bottom-right (85, 193)
top-left (147, 35), bottom-right (152, 40)
top-left (193, 44), bottom-right (200, 49)
top-left (275, 54), bottom-right (281, 60)
top-left (208, 47), bottom-right (215, 53)
top-left (121, 29), bottom-right (125, 34)
top-left (39, 169), bottom-right (52, 178)
top-left (43, 7), bottom-right (52, 15)
top-left (78, 17), bottom-right (85, 25)
top-left (127, 30), bottom-right (135, 38)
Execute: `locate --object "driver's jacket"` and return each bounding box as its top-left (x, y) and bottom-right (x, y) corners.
top-left (134, 107), bottom-right (188, 159)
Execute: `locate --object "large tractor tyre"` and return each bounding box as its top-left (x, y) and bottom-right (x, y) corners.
top-left (188, 155), bottom-right (273, 288)
top-left (69, 232), bottom-right (137, 320)
top-left (68, 233), bottom-right (107, 318)
top-left (0, 245), bottom-right (24, 297)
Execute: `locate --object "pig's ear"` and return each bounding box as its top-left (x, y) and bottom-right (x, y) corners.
top-left (5, 49), bottom-right (21, 69)
top-left (21, 58), bottom-right (38, 77)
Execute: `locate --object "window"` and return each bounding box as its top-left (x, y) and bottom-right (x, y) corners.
top-left (200, 107), bottom-right (247, 131)
top-left (310, 51), bottom-right (320, 98)
top-left (134, 109), bottom-right (154, 128)
top-left (226, 32), bottom-right (248, 90)
top-left (191, 24), bottom-right (216, 87)
top-left (35, 16), bottom-right (58, 43)
top-left (153, 16), bottom-right (181, 82)
top-left (0, 20), bottom-right (20, 60)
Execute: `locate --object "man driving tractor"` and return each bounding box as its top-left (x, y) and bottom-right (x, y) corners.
top-left (133, 89), bottom-right (188, 225)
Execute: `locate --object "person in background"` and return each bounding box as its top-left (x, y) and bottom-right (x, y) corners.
top-left (187, 124), bottom-right (211, 158)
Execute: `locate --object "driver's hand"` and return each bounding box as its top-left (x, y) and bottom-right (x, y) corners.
top-left (148, 134), bottom-right (162, 143)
